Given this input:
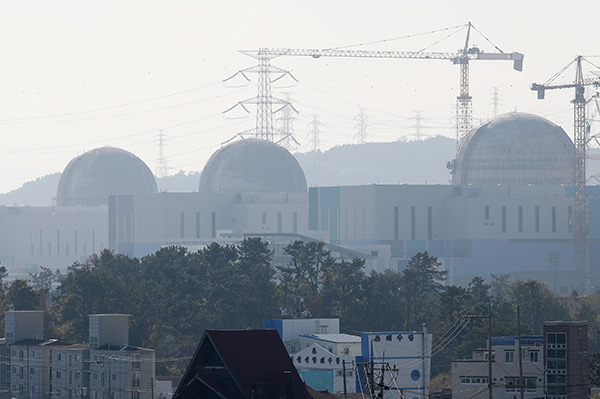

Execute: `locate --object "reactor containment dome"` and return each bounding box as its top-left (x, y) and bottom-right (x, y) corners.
top-left (56, 147), bottom-right (158, 207)
top-left (199, 139), bottom-right (307, 193)
top-left (451, 112), bottom-right (575, 186)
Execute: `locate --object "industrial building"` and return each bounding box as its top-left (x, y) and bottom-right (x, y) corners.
top-left (0, 112), bottom-right (597, 291)
top-left (0, 146), bottom-right (158, 272)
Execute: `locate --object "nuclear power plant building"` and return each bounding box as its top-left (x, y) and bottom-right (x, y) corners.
top-left (0, 112), bottom-right (599, 292)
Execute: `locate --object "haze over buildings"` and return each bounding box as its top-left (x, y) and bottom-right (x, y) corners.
top-left (0, 1), bottom-right (599, 195)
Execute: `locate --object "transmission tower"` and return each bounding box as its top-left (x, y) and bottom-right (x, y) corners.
top-left (532, 56), bottom-right (600, 292)
top-left (224, 51), bottom-right (297, 142)
top-left (412, 110), bottom-right (424, 140)
top-left (276, 94), bottom-right (299, 151)
top-left (307, 115), bottom-right (321, 152)
top-left (491, 87), bottom-right (500, 117)
top-left (240, 23), bottom-right (523, 152)
top-left (353, 108), bottom-right (368, 144)
top-left (155, 129), bottom-right (169, 178)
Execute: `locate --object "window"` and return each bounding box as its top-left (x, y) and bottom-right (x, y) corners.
top-left (394, 207), bottom-right (399, 240)
top-left (411, 207), bottom-right (416, 239)
top-left (501, 206), bottom-right (507, 233)
top-left (485, 206), bottom-right (490, 221)
top-left (30, 368), bottom-right (34, 375)
top-left (180, 212), bottom-right (185, 238)
top-left (262, 212), bottom-right (267, 225)
top-left (132, 371), bottom-right (141, 387)
top-left (505, 377), bottom-right (537, 393)
top-left (132, 353), bottom-right (141, 370)
top-left (56, 371), bottom-right (62, 379)
top-left (551, 206), bottom-right (557, 233)
top-left (535, 206), bottom-right (540, 233)
top-left (518, 206), bottom-right (523, 233)
top-left (505, 351), bottom-right (515, 363)
top-left (427, 206), bottom-right (433, 239)
top-left (460, 376), bottom-right (489, 385)
top-left (529, 351), bottom-right (539, 363)
top-left (58, 353), bottom-right (62, 361)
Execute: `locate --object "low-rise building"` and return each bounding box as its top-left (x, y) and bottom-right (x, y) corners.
top-left (292, 343), bottom-right (357, 394)
top-left (2, 311), bottom-right (155, 399)
top-left (544, 321), bottom-right (589, 399)
top-left (452, 336), bottom-right (544, 399)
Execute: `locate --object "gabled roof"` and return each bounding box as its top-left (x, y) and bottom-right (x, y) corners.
top-left (174, 329), bottom-right (311, 399)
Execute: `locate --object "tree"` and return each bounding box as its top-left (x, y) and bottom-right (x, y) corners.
top-left (319, 258), bottom-right (366, 330)
top-left (507, 279), bottom-right (569, 333)
top-left (7, 279), bottom-right (39, 310)
top-left (401, 252), bottom-right (447, 330)
top-left (237, 237), bottom-right (277, 327)
top-left (30, 266), bottom-right (59, 293)
top-left (51, 250), bottom-right (144, 343)
top-left (278, 240), bottom-right (335, 311)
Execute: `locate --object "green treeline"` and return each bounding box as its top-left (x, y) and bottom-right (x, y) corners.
top-left (2, 238), bottom-right (600, 378)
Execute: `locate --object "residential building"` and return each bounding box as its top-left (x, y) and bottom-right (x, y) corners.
top-left (2, 311), bottom-right (155, 399)
top-left (451, 336), bottom-right (544, 399)
top-left (49, 344), bottom-right (89, 399)
top-left (544, 321), bottom-right (589, 399)
top-left (9, 338), bottom-right (63, 399)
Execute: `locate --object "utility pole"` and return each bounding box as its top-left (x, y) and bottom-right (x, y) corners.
top-left (342, 360), bottom-right (348, 399)
top-left (463, 308), bottom-right (494, 399)
top-left (517, 306), bottom-right (524, 399)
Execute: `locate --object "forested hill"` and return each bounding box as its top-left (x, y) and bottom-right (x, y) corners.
top-left (295, 136), bottom-right (455, 187)
top-left (0, 137), bottom-right (455, 206)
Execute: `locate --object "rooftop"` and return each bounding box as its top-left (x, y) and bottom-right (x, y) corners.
top-left (300, 333), bottom-right (361, 343)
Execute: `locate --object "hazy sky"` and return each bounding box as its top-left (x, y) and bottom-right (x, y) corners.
top-left (0, 1), bottom-right (599, 193)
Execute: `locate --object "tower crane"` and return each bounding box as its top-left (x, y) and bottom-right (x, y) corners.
top-left (239, 22), bottom-right (523, 147)
top-left (531, 56), bottom-right (600, 292)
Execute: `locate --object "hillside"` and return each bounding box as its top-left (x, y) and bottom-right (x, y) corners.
top-left (296, 136), bottom-right (455, 187)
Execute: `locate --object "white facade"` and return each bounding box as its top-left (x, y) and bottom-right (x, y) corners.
top-left (360, 331), bottom-right (432, 399)
top-left (109, 191), bottom-right (308, 259)
top-left (0, 205), bottom-right (107, 271)
top-left (298, 333), bottom-right (361, 356)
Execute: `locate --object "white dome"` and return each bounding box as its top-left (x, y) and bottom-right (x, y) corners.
top-left (451, 113), bottom-right (575, 186)
top-left (57, 147), bottom-right (158, 207)
top-left (199, 139), bottom-right (307, 193)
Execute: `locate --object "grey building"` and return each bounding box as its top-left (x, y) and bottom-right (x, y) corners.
top-left (452, 336), bottom-right (544, 399)
top-left (2, 312), bottom-right (155, 399)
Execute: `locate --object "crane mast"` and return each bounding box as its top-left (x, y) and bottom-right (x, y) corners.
top-left (531, 56), bottom-right (600, 293)
top-left (240, 22), bottom-right (523, 146)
